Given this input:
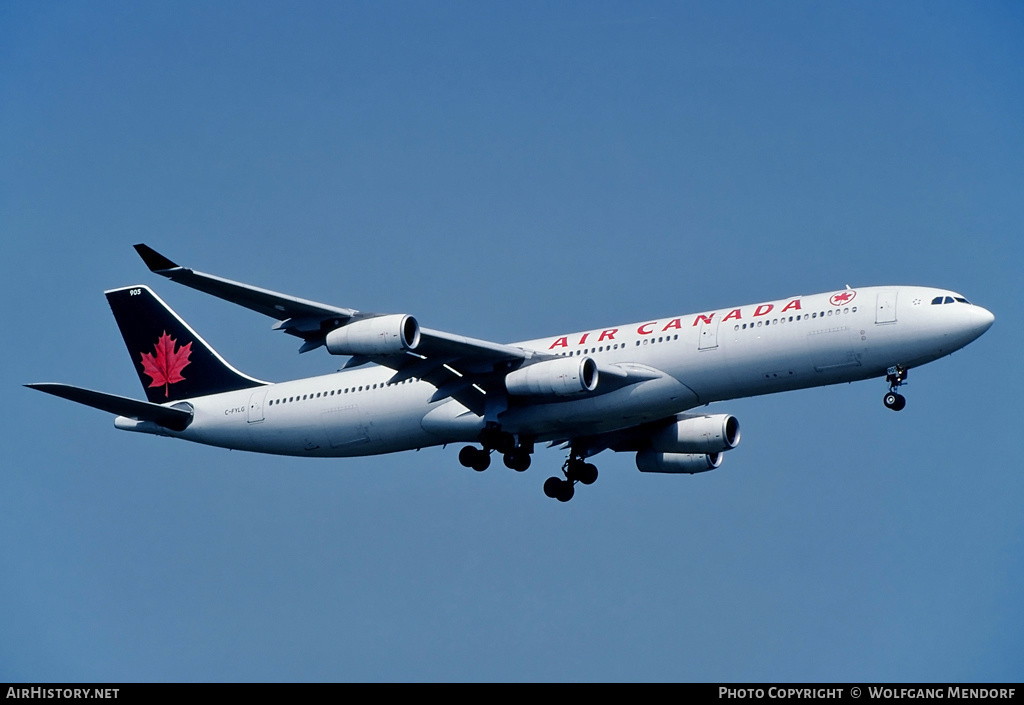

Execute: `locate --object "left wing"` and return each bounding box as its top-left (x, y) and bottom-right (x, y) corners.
top-left (135, 244), bottom-right (537, 413)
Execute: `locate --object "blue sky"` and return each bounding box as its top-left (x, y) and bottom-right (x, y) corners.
top-left (3, 1), bottom-right (1022, 681)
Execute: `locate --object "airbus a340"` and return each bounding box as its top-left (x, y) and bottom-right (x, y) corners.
top-left (28, 245), bottom-right (994, 501)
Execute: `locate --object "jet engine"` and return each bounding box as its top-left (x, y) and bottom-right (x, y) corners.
top-left (635, 449), bottom-right (723, 474)
top-left (325, 314), bottom-right (420, 356)
top-left (505, 356), bottom-right (599, 397)
top-left (650, 413), bottom-right (740, 454)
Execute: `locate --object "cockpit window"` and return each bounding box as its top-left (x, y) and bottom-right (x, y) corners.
top-left (932, 295), bottom-right (969, 305)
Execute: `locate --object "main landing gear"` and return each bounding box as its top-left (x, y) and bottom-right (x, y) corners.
top-left (883, 365), bottom-right (908, 411)
top-left (543, 454), bottom-right (598, 503)
top-left (456, 431), bottom-right (598, 502)
top-left (458, 445), bottom-right (491, 472)
top-left (503, 447), bottom-right (531, 472)
top-left (458, 428), bottom-right (533, 473)
top-left (458, 443), bottom-right (533, 472)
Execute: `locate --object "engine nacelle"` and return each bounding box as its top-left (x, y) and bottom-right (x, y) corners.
top-left (505, 356), bottom-right (599, 397)
top-left (650, 414), bottom-right (741, 454)
top-left (636, 450), bottom-right (723, 474)
top-left (325, 314), bottom-right (420, 356)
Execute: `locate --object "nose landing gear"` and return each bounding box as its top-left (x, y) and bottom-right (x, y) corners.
top-left (883, 365), bottom-right (908, 411)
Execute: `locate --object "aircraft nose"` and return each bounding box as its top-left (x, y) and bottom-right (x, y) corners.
top-left (968, 305), bottom-right (995, 339)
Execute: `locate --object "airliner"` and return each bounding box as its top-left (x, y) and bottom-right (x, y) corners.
top-left (28, 245), bottom-right (995, 501)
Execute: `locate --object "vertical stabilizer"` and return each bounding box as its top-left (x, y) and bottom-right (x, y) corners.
top-left (106, 285), bottom-right (265, 403)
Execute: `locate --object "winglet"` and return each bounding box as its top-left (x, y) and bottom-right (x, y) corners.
top-left (134, 244), bottom-right (180, 272)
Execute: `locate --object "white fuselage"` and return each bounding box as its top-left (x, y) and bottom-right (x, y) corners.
top-left (115, 286), bottom-right (994, 457)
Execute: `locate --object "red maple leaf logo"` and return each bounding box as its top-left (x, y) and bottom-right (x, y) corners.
top-left (830, 291), bottom-right (856, 306)
top-left (140, 331), bottom-right (192, 398)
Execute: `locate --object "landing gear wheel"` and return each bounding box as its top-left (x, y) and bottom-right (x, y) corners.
top-left (543, 477), bottom-right (574, 502)
top-left (547, 454), bottom-right (598, 501)
top-left (556, 480), bottom-right (574, 502)
top-left (459, 446), bottom-right (491, 471)
top-left (503, 448), bottom-right (531, 472)
top-left (565, 458), bottom-right (590, 482)
top-left (471, 451), bottom-right (491, 472)
top-left (883, 392), bottom-right (906, 411)
top-left (544, 477), bottom-right (565, 499)
top-left (883, 365), bottom-right (908, 411)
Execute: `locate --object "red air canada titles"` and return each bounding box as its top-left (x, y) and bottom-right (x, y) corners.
top-left (546, 298), bottom-right (805, 350)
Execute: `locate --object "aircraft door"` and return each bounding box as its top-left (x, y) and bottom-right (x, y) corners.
top-left (875, 291), bottom-right (898, 324)
top-left (698, 317), bottom-right (720, 350)
top-left (247, 388), bottom-right (268, 423)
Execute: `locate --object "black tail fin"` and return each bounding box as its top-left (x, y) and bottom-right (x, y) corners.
top-left (106, 285), bottom-right (265, 403)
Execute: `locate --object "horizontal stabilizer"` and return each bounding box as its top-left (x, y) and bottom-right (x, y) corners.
top-left (26, 383), bottom-right (193, 432)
